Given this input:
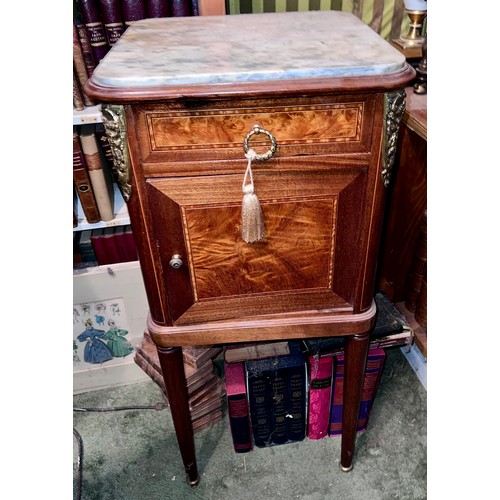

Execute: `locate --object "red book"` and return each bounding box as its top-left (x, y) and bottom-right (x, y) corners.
top-left (123, 225), bottom-right (139, 261)
top-left (102, 226), bottom-right (122, 264)
top-left (146, 0), bottom-right (169, 17)
top-left (307, 353), bottom-right (334, 440)
top-left (98, 0), bottom-right (125, 46)
top-left (225, 362), bottom-right (252, 453)
top-left (170, 0), bottom-right (191, 16)
top-left (90, 228), bottom-right (108, 264)
top-left (90, 227), bottom-right (120, 265)
top-left (122, 0), bottom-right (147, 26)
top-left (329, 348), bottom-right (386, 436)
top-left (79, 0), bottom-right (110, 64)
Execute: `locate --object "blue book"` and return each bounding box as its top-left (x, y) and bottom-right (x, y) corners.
top-left (245, 342), bottom-right (307, 447)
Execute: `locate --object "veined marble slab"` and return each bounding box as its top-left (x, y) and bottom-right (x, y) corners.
top-left (92, 11), bottom-right (406, 89)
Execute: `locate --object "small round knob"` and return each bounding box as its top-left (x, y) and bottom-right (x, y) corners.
top-left (169, 254), bottom-right (183, 270)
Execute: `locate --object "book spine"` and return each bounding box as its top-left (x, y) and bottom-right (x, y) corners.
top-left (78, 231), bottom-right (98, 263)
top-left (74, 19), bottom-right (96, 77)
top-left (134, 350), bottom-right (168, 397)
top-left (73, 131), bottom-right (101, 224)
top-left (286, 362), bottom-right (307, 442)
top-left (122, 0), bottom-right (147, 25)
top-left (146, 0), bottom-right (169, 17)
top-left (73, 70), bottom-right (85, 111)
top-left (246, 365), bottom-right (272, 448)
top-left (170, 0), bottom-right (191, 16)
top-left (73, 24), bottom-right (95, 106)
top-left (307, 354), bottom-right (334, 440)
top-left (98, 0), bottom-right (126, 46)
top-left (103, 229), bottom-right (122, 264)
top-left (95, 124), bottom-right (114, 168)
top-left (329, 354), bottom-right (344, 436)
top-left (80, 126), bottom-right (115, 222)
top-left (90, 231), bottom-right (112, 265)
top-left (269, 367), bottom-right (288, 445)
top-left (329, 349), bottom-right (386, 436)
top-left (225, 362), bottom-right (252, 453)
top-left (190, 0), bottom-right (199, 16)
top-left (124, 227), bottom-right (139, 261)
top-left (79, 0), bottom-right (110, 64)
top-left (357, 350), bottom-right (386, 432)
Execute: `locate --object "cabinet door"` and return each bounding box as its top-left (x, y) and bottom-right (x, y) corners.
top-left (146, 165), bottom-right (367, 325)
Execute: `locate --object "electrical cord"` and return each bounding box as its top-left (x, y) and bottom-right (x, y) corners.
top-left (73, 403), bottom-right (168, 499)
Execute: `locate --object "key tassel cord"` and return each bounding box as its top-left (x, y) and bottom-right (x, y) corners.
top-left (241, 149), bottom-right (266, 243)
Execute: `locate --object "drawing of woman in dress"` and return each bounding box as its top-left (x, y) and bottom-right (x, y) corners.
top-left (103, 319), bottom-right (134, 357)
top-left (77, 319), bottom-right (113, 364)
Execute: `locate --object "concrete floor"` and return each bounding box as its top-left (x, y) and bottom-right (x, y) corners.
top-left (73, 347), bottom-right (426, 500)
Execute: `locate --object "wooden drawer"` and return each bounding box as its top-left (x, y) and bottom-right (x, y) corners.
top-left (132, 94), bottom-right (377, 177)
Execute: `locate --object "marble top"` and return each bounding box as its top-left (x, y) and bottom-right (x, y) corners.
top-left (92, 11), bottom-right (406, 89)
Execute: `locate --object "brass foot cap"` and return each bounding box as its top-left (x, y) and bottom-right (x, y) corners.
top-left (340, 463), bottom-right (353, 472)
top-left (187, 475), bottom-right (200, 487)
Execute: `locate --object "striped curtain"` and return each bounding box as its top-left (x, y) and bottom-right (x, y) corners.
top-left (225, 0), bottom-right (413, 41)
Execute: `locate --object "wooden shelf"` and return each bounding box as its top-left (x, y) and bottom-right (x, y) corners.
top-left (73, 104), bottom-right (103, 125)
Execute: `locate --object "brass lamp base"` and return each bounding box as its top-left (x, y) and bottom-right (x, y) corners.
top-left (393, 10), bottom-right (427, 49)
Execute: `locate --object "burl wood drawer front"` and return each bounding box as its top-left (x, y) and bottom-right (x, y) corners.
top-left (146, 166), bottom-right (367, 325)
top-left (134, 95), bottom-right (376, 175)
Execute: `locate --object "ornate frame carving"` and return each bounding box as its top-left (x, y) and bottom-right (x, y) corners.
top-left (101, 104), bottom-right (132, 202)
top-left (381, 90), bottom-right (406, 187)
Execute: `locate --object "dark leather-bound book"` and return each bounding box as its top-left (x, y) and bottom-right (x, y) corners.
top-left (170, 0), bottom-right (191, 16)
top-left (95, 123), bottom-right (114, 168)
top-left (225, 362), bottom-right (252, 453)
top-left (285, 343), bottom-right (307, 442)
top-left (73, 128), bottom-right (100, 223)
top-left (302, 292), bottom-right (408, 354)
top-left (74, 18), bottom-right (96, 77)
top-left (78, 0), bottom-right (110, 63)
top-left (245, 358), bottom-right (272, 448)
top-left (190, 0), bottom-right (198, 15)
top-left (122, 0), bottom-right (146, 25)
top-left (98, 0), bottom-right (125, 46)
top-left (146, 0), bottom-right (169, 17)
top-left (73, 70), bottom-right (85, 111)
top-left (73, 24), bottom-right (94, 106)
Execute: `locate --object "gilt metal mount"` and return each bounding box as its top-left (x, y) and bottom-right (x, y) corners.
top-left (381, 90), bottom-right (406, 188)
top-left (101, 104), bottom-right (132, 202)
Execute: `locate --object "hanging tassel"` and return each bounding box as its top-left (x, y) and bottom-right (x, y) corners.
top-left (241, 149), bottom-right (265, 243)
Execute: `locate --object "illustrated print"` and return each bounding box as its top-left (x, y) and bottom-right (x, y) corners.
top-left (95, 315), bottom-right (105, 326)
top-left (110, 303), bottom-right (121, 316)
top-left (103, 319), bottom-right (134, 357)
top-left (81, 304), bottom-right (91, 316)
top-left (73, 308), bottom-right (80, 324)
top-left (96, 303), bottom-right (106, 314)
top-left (73, 340), bottom-right (80, 363)
top-left (77, 319), bottom-right (113, 364)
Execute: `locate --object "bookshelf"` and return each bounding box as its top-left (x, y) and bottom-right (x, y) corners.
top-left (74, 182), bottom-right (130, 230)
top-left (73, 104), bottom-right (148, 393)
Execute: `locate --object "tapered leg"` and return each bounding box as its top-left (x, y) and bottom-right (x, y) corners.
top-left (157, 345), bottom-right (199, 486)
top-left (340, 331), bottom-right (370, 472)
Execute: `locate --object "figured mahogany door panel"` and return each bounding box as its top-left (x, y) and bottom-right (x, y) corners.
top-left (146, 168), bottom-right (367, 324)
top-left (133, 94), bottom-right (377, 173)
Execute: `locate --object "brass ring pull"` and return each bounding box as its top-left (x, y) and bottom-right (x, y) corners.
top-left (243, 124), bottom-right (277, 161)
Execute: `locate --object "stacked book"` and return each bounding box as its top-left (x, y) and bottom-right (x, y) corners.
top-left (73, 224), bottom-right (138, 269)
top-left (134, 332), bottom-right (224, 434)
top-left (224, 293), bottom-right (412, 453)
